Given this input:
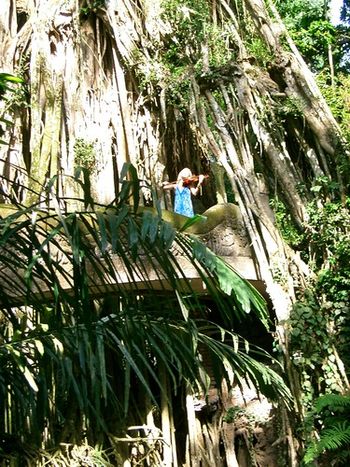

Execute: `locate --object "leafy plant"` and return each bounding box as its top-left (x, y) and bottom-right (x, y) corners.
top-left (317, 71), bottom-right (350, 144)
top-left (80, 0), bottom-right (105, 17)
top-left (157, 0), bottom-right (236, 110)
top-left (303, 393), bottom-right (350, 465)
top-left (277, 95), bottom-right (304, 121)
top-left (307, 197), bottom-right (350, 373)
top-left (74, 138), bottom-right (96, 172)
top-left (288, 292), bottom-right (343, 409)
top-left (270, 197), bottom-right (305, 248)
top-left (223, 405), bottom-right (246, 423)
top-left (275, 0), bottom-right (338, 72)
top-left (246, 37), bottom-right (273, 67)
top-left (0, 163), bottom-right (290, 464)
top-left (0, 72), bottom-right (24, 144)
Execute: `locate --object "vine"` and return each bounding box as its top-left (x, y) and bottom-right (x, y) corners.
top-left (289, 293), bottom-right (343, 408)
top-left (288, 194), bottom-right (350, 450)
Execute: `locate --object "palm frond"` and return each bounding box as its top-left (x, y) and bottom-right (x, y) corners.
top-left (0, 163), bottom-right (289, 459)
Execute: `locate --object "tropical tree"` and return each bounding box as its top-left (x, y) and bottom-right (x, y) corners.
top-left (275, 0), bottom-right (338, 72)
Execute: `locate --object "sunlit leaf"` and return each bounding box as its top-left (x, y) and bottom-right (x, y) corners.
top-left (23, 366), bottom-right (39, 392)
top-left (34, 339), bottom-right (44, 356)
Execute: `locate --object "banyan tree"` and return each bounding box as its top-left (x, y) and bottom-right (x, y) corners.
top-left (0, 0), bottom-right (349, 465)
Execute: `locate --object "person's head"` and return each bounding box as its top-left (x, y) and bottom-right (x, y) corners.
top-left (177, 168), bottom-right (192, 181)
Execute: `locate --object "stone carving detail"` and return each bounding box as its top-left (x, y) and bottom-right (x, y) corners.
top-left (191, 203), bottom-right (252, 258)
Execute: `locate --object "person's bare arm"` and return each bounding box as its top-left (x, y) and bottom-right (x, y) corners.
top-left (161, 181), bottom-right (177, 190)
top-left (190, 174), bottom-right (205, 196)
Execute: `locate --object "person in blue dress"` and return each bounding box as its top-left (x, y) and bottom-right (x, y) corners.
top-left (161, 168), bottom-right (205, 217)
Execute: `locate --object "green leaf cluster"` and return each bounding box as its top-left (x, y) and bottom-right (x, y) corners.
top-left (303, 393), bottom-right (350, 465)
top-left (307, 198), bottom-right (350, 299)
top-left (80, 0), bottom-right (105, 17)
top-left (275, 0), bottom-right (338, 72)
top-left (270, 197), bottom-right (305, 248)
top-left (246, 37), bottom-right (273, 68)
top-left (307, 197), bottom-right (350, 370)
top-left (288, 194), bottom-right (350, 421)
top-left (317, 71), bottom-right (350, 144)
top-left (0, 72), bottom-right (24, 145)
top-left (289, 294), bottom-right (343, 407)
top-left (132, 0), bottom-right (236, 110)
top-left (74, 138), bottom-right (97, 172)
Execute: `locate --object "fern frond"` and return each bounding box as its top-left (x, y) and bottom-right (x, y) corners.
top-left (317, 421), bottom-right (350, 452)
top-left (315, 394), bottom-right (350, 413)
top-left (304, 422), bottom-right (350, 464)
top-left (303, 441), bottom-right (319, 465)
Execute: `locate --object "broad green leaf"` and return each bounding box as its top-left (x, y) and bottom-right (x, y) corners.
top-left (0, 72), bottom-right (24, 83)
top-left (176, 290), bottom-right (189, 321)
top-left (180, 214), bottom-right (207, 232)
top-left (52, 337), bottom-right (64, 354)
top-left (23, 366), bottom-right (39, 392)
top-left (34, 339), bottom-right (44, 356)
top-left (96, 211), bottom-right (109, 252)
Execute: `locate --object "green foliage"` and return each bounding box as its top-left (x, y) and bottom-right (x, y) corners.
top-left (275, 0), bottom-right (325, 28)
top-left (162, 0), bottom-right (210, 52)
top-left (166, 75), bottom-right (191, 111)
top-left (317, 71), bottom-right (350, 143)
top-left (303, 393), bottom-right (350, 465)
top-left (223, 403), bottom-right (270, 426)
top-left (0, 164), bottom-right (290, 463)
top-left (314, 393), bottom-right (350, 412)
top-left (288, 194), bottom-right (350, 415)
top-left (307, 197), bottom-right (350, 294)
top-left (74, 138), bottom-right (97, 172)
top-left (293, 20), bottom-right (336, 70)
top-left (275, 0), bottom-right (338, 72)
top-left (132, 0), bottom-right (235, 110)
top-left (223, 406), bottom-right (243, 423)
top-left (270, 197), bottom-right (305, 248)
top-left (159, 0), bottom-right (210, 94)
top-left (0, 73), bottom-right (24, 97)
top-left (80, 0), bottom-right (105, 17)
top-left (206, 25), bottom-right (235, 68)
top-left (0, 72), bottom-right (24, 145)
top-left (309, 174), bottom-right (340, 198)
top-left (317, 71), bottom-right (350, 180)
top-left (246, 37), bottom-right (273, 67)
top-left (307, 196), bottom-right (350, 371)
top-left (288, 293), bottom-right (343, 408)
top-left (277, 95), bottom-right (304, 121)
top-left (222, 405), bottom-right (258, 424)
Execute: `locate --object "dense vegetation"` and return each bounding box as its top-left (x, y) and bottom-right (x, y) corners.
top-left (274, 2), bottom-right (350, 464)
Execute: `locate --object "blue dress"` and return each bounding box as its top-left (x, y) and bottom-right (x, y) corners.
top-left (174, 186), bottom-right (194, 217)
